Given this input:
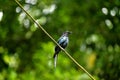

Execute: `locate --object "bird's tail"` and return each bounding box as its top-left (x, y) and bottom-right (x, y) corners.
top-left (53, 53), bottom-right (58, 68)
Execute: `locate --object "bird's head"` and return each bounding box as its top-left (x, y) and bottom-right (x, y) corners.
top-left (63, 31), bottom-right (72, 35)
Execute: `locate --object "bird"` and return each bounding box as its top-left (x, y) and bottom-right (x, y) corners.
top-left (53, 31), bottom-right (71, 67)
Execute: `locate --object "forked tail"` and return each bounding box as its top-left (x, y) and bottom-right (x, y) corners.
top-left (53, 53), bottom-right (58, 68)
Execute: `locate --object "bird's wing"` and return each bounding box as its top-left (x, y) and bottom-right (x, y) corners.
top-left (57, 36), bottom-right (66, 45)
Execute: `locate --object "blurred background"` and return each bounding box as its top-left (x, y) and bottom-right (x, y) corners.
top-left (0, 0), bottom-right (120, 80)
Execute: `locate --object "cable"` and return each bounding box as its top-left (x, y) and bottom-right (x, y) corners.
top-left (14, 0), bottom-right (96, 80)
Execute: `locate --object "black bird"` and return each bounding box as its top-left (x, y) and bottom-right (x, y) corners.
top-left (53, 31), bottom-right (71, 67)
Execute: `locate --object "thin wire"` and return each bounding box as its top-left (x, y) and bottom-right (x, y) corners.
top-left (14, 0), bottom-right (96, 80)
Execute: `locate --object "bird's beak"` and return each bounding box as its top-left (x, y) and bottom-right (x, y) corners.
top-left (68, 31), bottom-right (72, 34)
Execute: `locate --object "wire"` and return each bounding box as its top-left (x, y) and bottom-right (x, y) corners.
top-left (14, 0), bottom-right (96, 80)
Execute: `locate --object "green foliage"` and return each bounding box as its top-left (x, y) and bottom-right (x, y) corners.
top-left (0, 0), bottom-right (120, 80)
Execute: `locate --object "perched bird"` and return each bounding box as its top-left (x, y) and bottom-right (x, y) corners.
top-left (53, 31), bottom-right (71, 67)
